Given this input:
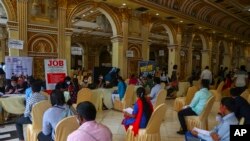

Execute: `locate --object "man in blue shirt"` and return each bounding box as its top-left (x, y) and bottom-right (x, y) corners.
top-left (185, 97), bottom-right (238, 141)
top-left (177, 79), bottom-right (212, 135)
top-left (25, 76), bottom-right (35, 102)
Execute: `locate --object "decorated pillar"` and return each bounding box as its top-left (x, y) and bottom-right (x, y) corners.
top-left (175, 26), bottom-right (182, 74)
top-left (223, 53), bottom-right (231, 69)
top-left (17, 0), bottom-right (28, 56)
top-left (58, 7), bottom-right (66, 58)
top-left (187, 46), bottom-right (193, 76)
top-left (111, 36), bottom-right (125, 76)
top-left (207, 36), bottom-right (213, 69)
top-left (168, 45), bottom-right (178, 75)
top-left (201, 50), bottom-right (210, 69)
top-left (0, 27), bottom-right (7, 62)
top-left (141, 13), bottom-right (151, 60)
top-left (8, 26), bottom-right (19, 56)
top-left (65, 29), bottom-right (72, 74)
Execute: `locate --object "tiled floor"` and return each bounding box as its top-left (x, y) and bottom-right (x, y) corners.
top-left (0, 99), bottom-right (220, 141)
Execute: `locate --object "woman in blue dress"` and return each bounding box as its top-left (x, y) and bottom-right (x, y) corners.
top-left (122, 87), bottom-right (153, 136)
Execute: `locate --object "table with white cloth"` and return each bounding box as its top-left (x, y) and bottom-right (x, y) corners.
top-left (93, 87), bottom-right (117, 110)
top-left (0, 94), bottom-right (25, 123)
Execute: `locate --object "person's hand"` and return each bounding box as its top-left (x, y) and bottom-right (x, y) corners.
top-left (191, 130), bottom-right (198, 137)
top-left (210, 132), bottom-right (220, 141)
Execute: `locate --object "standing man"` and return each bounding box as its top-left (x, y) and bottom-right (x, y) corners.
top-left (200, 66), bottom-right (212, 84)
top-left (233, 65), bottom-right (248, 95)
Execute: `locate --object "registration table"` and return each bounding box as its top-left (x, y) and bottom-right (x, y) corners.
top-left (91, 87), bottom-right (117, 110)
top-left (0, 94), bottom-right (25, 123)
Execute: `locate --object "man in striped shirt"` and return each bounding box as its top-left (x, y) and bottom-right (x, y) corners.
top-left (15, 81), bottom-right (47, 141)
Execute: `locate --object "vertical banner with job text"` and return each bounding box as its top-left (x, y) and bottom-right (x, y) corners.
top-left (44, 59), bottom-right (67, 90)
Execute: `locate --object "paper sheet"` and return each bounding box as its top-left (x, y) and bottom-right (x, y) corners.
top-left (123, 107), bottom-right (133, 114)
top-left (193, 127), bottom-right (210, 135)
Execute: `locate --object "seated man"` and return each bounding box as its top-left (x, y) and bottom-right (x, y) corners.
top-left (5, 76), bottom-right (22, 94)
top-left (38, 90), bottom-right (75, 141)
top-left (67, 101), bottom-right (112, 141)
top-left (185, 97), bottom-right (238, 141)
top-left (149, 77), bottom-right (161, 105)
top-left (15, 81), bottom-right (47, 141)
top-left (230, 87), bottom-right (250, 124)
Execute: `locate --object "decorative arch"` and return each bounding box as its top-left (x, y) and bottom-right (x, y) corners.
top-left (149, 21), bottom-right (176, 45)
top-left (28, 34), bottom-right (57, 53)
top-left (1, 0), bottom-right (16, 21)
top-left (66, 1), bottom-right (121, 36)
top-left (191, 33), bottom-right (208, 50)
top-left (128, 44), bottom-right (142, 58)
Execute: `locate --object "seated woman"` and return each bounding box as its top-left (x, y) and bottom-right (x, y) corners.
top-left (38, 90), bottom-right (75, 141)
top-left (122, 87), bottom-right (153, 135)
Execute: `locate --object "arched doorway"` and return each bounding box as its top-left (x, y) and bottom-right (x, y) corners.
top-left (127, 44), bottom-right (142, 76)
top-left (191, 35), bottom-right (203, 71)
top-left (149, 24), bottom-right (171, 74)
top-left (69, 3), bottom-right (118, 71)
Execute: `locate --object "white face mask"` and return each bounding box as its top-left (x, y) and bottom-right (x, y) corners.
top-left (66, 81), bottom-right (70, 85)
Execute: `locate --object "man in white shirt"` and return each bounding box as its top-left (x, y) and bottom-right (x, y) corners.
top-left (200, 66), bottom-right (212, 84)
top-left (233, 65), bottom-right (248, 95)
top-left (149, 77), bottom-right (161, 105)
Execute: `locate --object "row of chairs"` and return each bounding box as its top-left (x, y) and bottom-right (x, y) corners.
top-left (26, 88), bottom-right (94, 141)
top-left (26, 100), bottom-right (80, 141)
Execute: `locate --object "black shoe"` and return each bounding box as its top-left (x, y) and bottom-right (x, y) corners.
top-left (176, 130), bottom-right (186, 135)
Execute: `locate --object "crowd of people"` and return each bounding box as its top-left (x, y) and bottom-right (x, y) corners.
top-left (1, 64), bottom-right (250, 141)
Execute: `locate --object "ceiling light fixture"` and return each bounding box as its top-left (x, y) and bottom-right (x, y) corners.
top-left (82, 14), bottom-right (86, 17)
top-left (180, 21), bottom-right (183, 23)
top-left (199, 27), bottom-right (202, 29)
top-left (122, 3), bottom-right (126, 6)
top-left (156, 13), bottom-right (159, 16)
top-left (90, 10), bottom-right (94, 13)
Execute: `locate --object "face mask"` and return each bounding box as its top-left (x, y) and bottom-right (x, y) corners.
top-left (99, 76), bottom-right (103, 79)
top-left (66, 81), bottom-right (70, 85)
top-left (84, 80), bottom-right (88, 83)
top-left (11, 83), bottom-right (17, 87)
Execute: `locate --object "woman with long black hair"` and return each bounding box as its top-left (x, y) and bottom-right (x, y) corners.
top-left (122, 87), bottom-right (153, 136)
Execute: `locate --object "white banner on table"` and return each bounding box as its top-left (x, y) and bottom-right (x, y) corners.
top-left (8, 39), bottom-right (24, 50)
top-left (44, 59), bottom-right (67, 90)
top-left (5, 57), bottom-right (33, 79)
